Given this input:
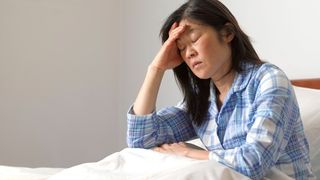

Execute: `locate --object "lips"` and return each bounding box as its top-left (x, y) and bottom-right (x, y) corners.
top-left (192, 61), bottom-right (202, 69)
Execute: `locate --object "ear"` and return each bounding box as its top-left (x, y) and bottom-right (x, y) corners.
top-left (222, 23), bottom-right (235, 43)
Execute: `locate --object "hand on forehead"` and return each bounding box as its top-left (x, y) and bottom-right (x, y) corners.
top-left (178, 18), bottom-right (202, 28)
top-left (176, 19), bottom-right (202, 41)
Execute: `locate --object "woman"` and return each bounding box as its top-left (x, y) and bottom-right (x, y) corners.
top-left (127, 0), bottom-right (315, 179)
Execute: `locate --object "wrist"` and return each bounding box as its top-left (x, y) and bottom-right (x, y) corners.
top-left (148, 64), bottom-right (166, 74)
top-left (185, 148), bottom-right (194, 158)
top-left (185, 149), bottom-right (209, 160)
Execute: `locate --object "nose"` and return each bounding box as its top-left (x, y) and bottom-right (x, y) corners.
top-left (186, 46), bottom-right (197, 59)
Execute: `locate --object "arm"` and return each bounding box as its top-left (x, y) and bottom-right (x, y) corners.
top-left (127, 23), bottom-right (195, 148)
top-left (133, 65), bottom-right (164, 115)
top-left (127, 105), bottom-right (197, 148)
top-left (133, 22), bottom-right (186, 115)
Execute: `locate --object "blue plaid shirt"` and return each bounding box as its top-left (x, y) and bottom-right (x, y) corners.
top-left (127, 63), bottom-right (315, 179)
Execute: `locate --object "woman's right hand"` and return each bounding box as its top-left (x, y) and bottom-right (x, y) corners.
top-left (150, 22), bottom-right (186, 71)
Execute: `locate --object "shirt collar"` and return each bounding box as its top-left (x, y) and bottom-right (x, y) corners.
top-left (210, 62), bottom-right (258, 99)
top-left (231, 62), bottom-right (258, 93)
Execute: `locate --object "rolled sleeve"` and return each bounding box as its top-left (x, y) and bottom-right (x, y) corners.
top-left (127, 104), bottom-right (197, 149)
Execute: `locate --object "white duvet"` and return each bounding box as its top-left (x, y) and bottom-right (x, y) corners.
top-left (0, 147), bottom-right (294, 180)
top-left (48, 148), bottom-right (248, 180)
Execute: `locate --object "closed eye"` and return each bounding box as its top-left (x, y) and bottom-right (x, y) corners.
top-left (177, 44), bottom-right (185, 52)
top-left (177, 41), bottom-right (185, 52)
top-left (179, 47), bottom-right (185, 52)
top-left (191, 36), bottom-right (200, 43)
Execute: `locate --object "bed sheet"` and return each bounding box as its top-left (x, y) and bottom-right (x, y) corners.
top-left (0, 165), bottom-right (63, 180)
top-left (0, 147), bottom-right (294, 180)
top-left (48, 148), bottom-right (249, 180)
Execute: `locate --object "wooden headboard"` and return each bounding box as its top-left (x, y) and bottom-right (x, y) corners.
top-left (291, 78), bottom-right (320, 89)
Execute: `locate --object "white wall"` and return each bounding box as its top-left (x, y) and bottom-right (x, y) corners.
top-left (221, 0), bottom-right (320, 79)
top-left (1, 0), bottom-right (319, 168)
top-left (0, 0), bottom-right (122, 167)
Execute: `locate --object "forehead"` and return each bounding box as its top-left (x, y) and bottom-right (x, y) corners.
top-left (179, 18), bottom-right (203, 26)
top-left (179, 19), bottom-right (204, 31)
top-left (176, 19), bottom-right (208, 44)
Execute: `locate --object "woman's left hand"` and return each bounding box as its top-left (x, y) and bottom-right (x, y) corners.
top-left (153, 142), bottom-right (210, 160)
top-left (153, 142), bottom-right (190, 156)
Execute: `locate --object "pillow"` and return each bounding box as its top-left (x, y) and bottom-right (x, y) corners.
top-left (293, 86), bottom-right (320, 177)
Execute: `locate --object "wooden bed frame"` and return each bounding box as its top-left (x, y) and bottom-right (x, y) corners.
top-left (291, 78), bottom-right (320, 89)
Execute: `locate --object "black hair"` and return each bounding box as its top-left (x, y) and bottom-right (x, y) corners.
top-left (160, 0), bottom-right (262, 126)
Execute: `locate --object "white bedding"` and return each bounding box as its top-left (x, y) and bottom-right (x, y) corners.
top-left (0, 147), bottom-right (293, 180)
top-left (49, 148), bottom-right (249, 180)
top-left (0, 148), bottom-right (247, 180)
top-left (0, 165), bottom-right (63, 180)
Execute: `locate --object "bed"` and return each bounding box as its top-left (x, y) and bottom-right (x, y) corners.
top-left (1, 78), bottom-right (319, 180)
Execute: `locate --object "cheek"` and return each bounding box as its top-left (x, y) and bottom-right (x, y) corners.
top-left (180, 49), bottom-right (191, 64)
top-left (197, 38), bottom-right (214, 57)
top-left (198, 38), bottom-right (229, 61)
top-left (180, 52), bottom-right (188, 63)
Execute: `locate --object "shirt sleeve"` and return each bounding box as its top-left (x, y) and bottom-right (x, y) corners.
top-left (209, 67), bottom-right (300, 179)
top-left (126, 102), bottom-right (197, 149)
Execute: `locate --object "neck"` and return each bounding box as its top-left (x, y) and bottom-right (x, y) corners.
top-left (212, 69), bottom-right (235, 96)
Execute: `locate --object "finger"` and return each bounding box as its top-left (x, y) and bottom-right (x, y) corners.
top-left (153, 147), bottom-right (161, 152)
top-left (170, 142), bottom-right (183, 148)
top-left (160, 144), bottom-right (171, 150)
top-left (161, 144), bottom-right (176, 153)
top-left (169, 143), bottom-right (181, 149)
top-left (153, 146), bottom-right (169, 154)
top-left (169, 22), bottom-right (178, 32)
top-left (166, 27), bottom-right (186, 45)
top-left (169, 25), bottom-right (185, 37)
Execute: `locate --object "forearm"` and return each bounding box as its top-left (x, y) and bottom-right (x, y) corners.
top-left (133, 65), bottom-right (165, 115)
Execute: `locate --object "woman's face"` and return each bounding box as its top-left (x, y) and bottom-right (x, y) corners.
top-left (177, 19), bottom-right (234, 80)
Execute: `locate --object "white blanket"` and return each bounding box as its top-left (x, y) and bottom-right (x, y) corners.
top-left (0, 166), bottom-right (63, 180)
top-left (0, 148), bottom-right (293, 180)
top-left (48, 148), bottom-right (249, 180)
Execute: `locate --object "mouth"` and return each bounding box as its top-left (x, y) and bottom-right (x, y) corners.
top-left (192, 61), bottom-right (203, 69)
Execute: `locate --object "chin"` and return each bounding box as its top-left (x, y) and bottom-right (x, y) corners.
top-left (193, 72), bottom-right (211, 79)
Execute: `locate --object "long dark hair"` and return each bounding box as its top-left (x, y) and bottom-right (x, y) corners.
top-left (160, 0), bottom-right (262, 126)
